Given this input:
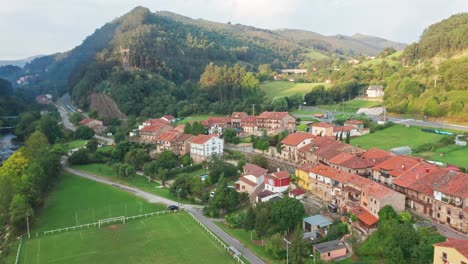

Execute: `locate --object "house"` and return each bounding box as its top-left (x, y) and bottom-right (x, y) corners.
top-left (344, 120), bottom-right (364, 130)
top-left (256, 190), bottom-right (281, 202)
top-left (235, 163), bottom-right (267, 195)
top-left (398, 168), bottom-right (468, 233)
top-left (297, 137), bottom-right (336, 164)
top-left (311, 123), bottom-right (334, 137)
top-left (366, 85), bottom-right (384, 98)
top-left (161, 115), bottom-right (176, 124)
top-left (360, 180), bottom-right (406, 216)
top-left (289, 188), bottom-right (306, 199)
top-left (256, 111), bottom-right (296, 135)
top-left (280, 132), bottom-right (315, 162)
top-left (231, 112), bottom-right (248, 128)
top-left (156, 131), bottom-right (193, 155)
top-left (189, 134), bottom-right (224, 163)
top-left (371, 156), bottom-right (422, 186)
top-left (140, 122), bottom-right (173, 144)
top-left (139, 118), bottom-right (170, 130)
top-left (303, 214), bottom-right (333, 233)
top-left (349, 206), bottom-right (379, 230)
top-left (433, 238), bottom-right (468, 264)
top-left (202, 117), bottom-right (231, 136)
top-left (265, 170), bottom-right (290, 193)
top-left (332, 126), bottom-right (355, 138)
top-left (240, 116), bottom-right (258, 135)
top-left (313, 240), bottom-right (348, 261)
top-left (296, 163), bottom-right (315, 190)
top-left (329, 152), bottom-right (376, 177)
top-left (79, 118), bottom-right (106, 134)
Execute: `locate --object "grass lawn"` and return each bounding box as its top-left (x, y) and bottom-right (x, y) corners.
top-left (32, 171), bottom-right (165, 233)
top-left (175, 114), bottom-right (222, 125)
top-left (70, 163), bottom-right (197, 204)
top-left (62, 140), bottom-right (87, 151)
top-left (336, 255), bottom-right (384, 264)
top-left (317, 99), bottom-right (383, 113)
top-left (304, 50), bottom-right (328, 60)
top-left (20, 212), bottom-right (237, 264)
top-left (350, 125), bottom-right (445, 151)
top-left (215, 222), bottom-right (282, 264)
top-left (418, 145), bottom-right (468, 167)
top-left (291, 109), bottom-right (323, 115)
top-left (260, 81), bottom-right (328, 98)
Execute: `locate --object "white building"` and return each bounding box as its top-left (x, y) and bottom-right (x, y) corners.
top-left (366, 85), bottom-right (384, 98)
top-left (190, 135), bottom-right (224, 162)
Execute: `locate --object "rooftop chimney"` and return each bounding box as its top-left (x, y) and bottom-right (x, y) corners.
top-left (277, 168), bottom-right (280, 172)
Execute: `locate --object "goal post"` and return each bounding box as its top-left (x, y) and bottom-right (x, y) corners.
top-left (98, 216), bottom-right (125, 228)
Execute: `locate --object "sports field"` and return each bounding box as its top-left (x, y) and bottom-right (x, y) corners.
top-left (350, 125), bottom-right (445, 150)
top-left (260, 81), bottom-right (327, 98)
top-left (20, 213), bottom-right (237, 264)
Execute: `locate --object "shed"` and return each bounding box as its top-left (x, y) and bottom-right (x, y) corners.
top-left (313, 239), bottom-right (348, 261)
top-left (390, 146), bottom-right (412, 156)
top-left (303, 214), bottom-right (333, 232)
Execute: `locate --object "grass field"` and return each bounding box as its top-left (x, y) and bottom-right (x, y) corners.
top-left (32, 171), bottom-right (166, 233)
top-left (175, 114), bottom-right (222, 125)
top-left (418, 145), bottom-right (468, 167)
top-left (215, 222), bottom-right (281, 264)
top-left (350, 125), bottom-right (445, 150)
top-left (20, 213), bottom-right (237, 264)
top-left (317, 99), bottom-right (383, 113)
top-left (304, 50), bottom-right (328, 60)
top-left (62, 140), bottom-right (87, 151)
top-left (260, 81), bottom-right (327, 98)
top-left (70, 163), bottom-right (202, 204)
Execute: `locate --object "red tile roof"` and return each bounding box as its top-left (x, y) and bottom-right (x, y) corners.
top-left (79, 118), bottom-right (94, 125)
top-left (362, 182), bottom-right (395, 200)
top-left (333, 125), bottom-right (355, 133)
top-left (393, 162), bottom-right (438, 188)
top-left (241, 115), bottom-right (257, 125)
top-left (350, 207), bottom-right (378, 226)
top-left (239, 176), bottom-right (257, 187)
top-left (310, 164), bottom-right (341, 179)
top-left (290, 189), bottom-right (306, 196)
top-left (406, 168), bottom-right (468, 198)
top-left (336, 155), bottom-right (376, 169)
top-left (281, 132), bottom-right (315, 146)
top-left (372, 156), bottom-right (421, 177)
top-left (173, 124), bottom-right (185, 133)
top-left (190, 134), bottom-right (216, 145)
top-left (433, 238), bottom-right (468, 258)
top-left (231, 112), bottom-right (248, 119)
top-left (163, 115), bottom-right (175, 120)
top-left (243, 163), bottom-right (267, 178)
top-left (362, 148), bottom-right (393, 159)
top-left (329, 152), bottom-right (354, 165)
top-left (207, 116), bottom-right (231, 125)
top-left (258, 111), bottom-right (290, 120)
top-left (140, 123), bottom-right (171, 133)
top-left (156, 131), bottom-right (180, 142)
top-left (144, 118), bottom-right (170, 126)
top-left (344, 120), bottom-right (364, 125)
top-left (313, 122), bottom-right (333, 128)
top-left (267, 171), bottom-right (290, 180)
top-left (298, 163), bottom-right (315, 172)
top-left (315, 141), bottom-right (344, 160)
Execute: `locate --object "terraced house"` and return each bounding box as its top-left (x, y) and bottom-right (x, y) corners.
top-left (256, 111), bottom-right (296, 135)
top-left (280, 132), bottom-right (315, 163)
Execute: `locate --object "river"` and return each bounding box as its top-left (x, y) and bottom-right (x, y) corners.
top-left (0, 132), bottom-right (20, 163)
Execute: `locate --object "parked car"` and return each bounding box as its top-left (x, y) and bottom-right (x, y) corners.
top-left (167, 205), bottom-right (179, 211)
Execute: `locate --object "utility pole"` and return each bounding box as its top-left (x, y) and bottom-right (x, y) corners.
top-left (26, 213), bottom-right (30, 238)
top-left (284, 237), bottom-right (291, 264)
top-left (252, 104), bottom-right (255, 116)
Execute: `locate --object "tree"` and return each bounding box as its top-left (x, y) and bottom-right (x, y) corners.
top-left (345, 131), bottom-right (351, 143)
top-left (86, 138), bottom-right (99, 153)
top-left (265, 233), bottom-right (285, 259)
top-left (243, 206), bottom-right (256, 231)
top-left (143, 161), bottom-right (158, 182)
top-left (255, 207), bottom-right (270, 239)
top-left (69, 112), bottom-right (84, 125)
top-left (37, 115), bottom-right (63, 144)
top-left (24, 130), bottom-right (50, 159)
top-left (183, 122), bottom-right (192, 134)
top-left (289, 227), bottom-right (307, 264)
top-left (74, 125), bottom-right (94, 140)
top-left (9, 194), bottom-right (32, 230)
top-left (157, 168), bottom-right (169, 186)
top-left (124, 148), bottom-right (150, 170)
top-left (89, 109), bottom-right (99, 119)
top-left (68, 148), bottom-right (91, 165)
top-left (271, 198), bottom-right (305, 233)
top-left (155, 150), bottom-right (178, 170)
top-left (251, 154), bottom-right (268, 169)
top-left (378, 205), bottom-right (398, 221)
top-left (223, 128), bottom-right (240, 144)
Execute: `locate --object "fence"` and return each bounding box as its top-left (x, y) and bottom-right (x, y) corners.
top-left (185, 210), bottom-right (245, 264)
top-left (14, 237), bottom-right (23, 264)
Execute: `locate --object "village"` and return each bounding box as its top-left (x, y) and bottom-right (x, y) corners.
top-left (83, 108), bottom-right (466, 263)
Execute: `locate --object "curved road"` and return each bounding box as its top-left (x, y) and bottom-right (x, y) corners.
top-left (63, 165), bottom-right (264, 264)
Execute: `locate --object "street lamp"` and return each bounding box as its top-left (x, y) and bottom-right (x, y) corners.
top-left (283, 237), bottom-right (291, 264)
top-left (310, 253), bottom-right (316, 264)
top-left (177, 189), bottom-right (182, 208)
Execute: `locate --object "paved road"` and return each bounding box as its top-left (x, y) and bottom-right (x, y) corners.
top-left (56, 94), bottom-right (115, 145)
top-left (63, 164), bottom-right (264, 264)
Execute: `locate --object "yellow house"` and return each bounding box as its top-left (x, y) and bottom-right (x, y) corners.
top-left (295, 163), bottom-right (315, 191)
top-left (433, 238), bottom-right (468, 264)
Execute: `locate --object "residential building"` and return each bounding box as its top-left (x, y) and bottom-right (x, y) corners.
top-left (280, 132), bottom-right (315, 162)
top-left (296, 163), bottom-right (315, 190)
top-left (256, 111), bottom-right (296, 135)
top-left (297, 137), bottom-right (336, 164)
top-left (332, 126), bottom-right (355, 138)
top-left (303, 214), bottom-right (333, 233)
top-left (289, 189), bottom-right (306, 199)
top-left (231, 112), bottom-right (248, 128)
top-left (235, 163), bottom-right (267, 195)
top-left (256, 190), bottom-right (281, 203)
top-left (156, 130), bottom-right (193, 155)
top-left (344, 120), bottom-right (365, 130)
top-left (139, 118), bottom-right (170, 130)
top-left (161, 115), bottom-right (176, 124)
top-left (313, 240), bottom-right (348, 261)
top-left (189, 135), bottom-right (224, 163)
top-left (79, 118), bottom-right (106, 134)
top-left (371, 156), bottom-right (423, 186)
top-left (329, 152), bottom-right (376, 177)
top-left (311, 123), bottom-right (334, 137)
top-left (140, 122), bottom-right (173, 144)
top-left (397, 168), bottom-right (468, 233)
top-left (265, 171), bottom-right (290, 193)
top-left (240, 116), bottom-right (258, 135)
top-left (433, 238), bottom-right (468, 264)
top-left (202, 117), bottom-right (231, 136)
top-left (366, 85), bottom-right (384, 98)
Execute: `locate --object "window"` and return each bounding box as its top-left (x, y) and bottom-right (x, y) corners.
top-left (242, 186), bottom-right (245, 190)
top-left (442, 252), bottom-right (447, 260)
top-left (447, 208), bottom-right (451, 215)
top-left (327, 252), bottom-right (331, 257)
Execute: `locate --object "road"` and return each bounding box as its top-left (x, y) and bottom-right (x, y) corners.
top-left (56, 94), bottom-right (114, 145)
top-left (294, 106), bottom-right (468, 132)
top-left (63, 164), bottom-right (264, 264)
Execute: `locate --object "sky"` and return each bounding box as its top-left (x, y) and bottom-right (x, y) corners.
top-left (1, 0), bottom-right (467, 60)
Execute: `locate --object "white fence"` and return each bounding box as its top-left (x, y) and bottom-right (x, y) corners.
top-left (185, 210), bottom-right (245, 264)
top-left (14, 237), bottom-right (23, 264)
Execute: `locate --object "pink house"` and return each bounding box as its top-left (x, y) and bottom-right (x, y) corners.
top-left (235, 164), bottom-right (268, 195)
top-left (313, 239), bottom-right (348, 261)
top-left (265, 171), bottom-right (290, 193)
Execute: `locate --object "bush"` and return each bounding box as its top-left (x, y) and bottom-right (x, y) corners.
top-left (168, 164), bottom-right (203, 177)
top-left (225, 212), bottom-right (246, 228)
top-left (74, 126), bottom-right (94, 140)
top-left (68, 148), bottom-right (91, 165)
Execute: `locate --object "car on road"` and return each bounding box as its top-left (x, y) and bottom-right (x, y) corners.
top-left (167, 205), bottom-right (179, 211)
